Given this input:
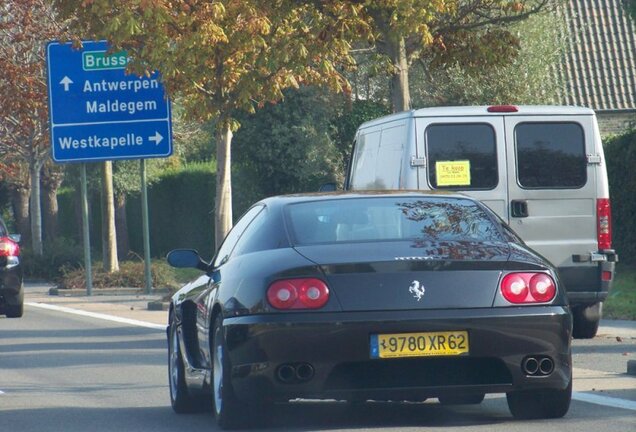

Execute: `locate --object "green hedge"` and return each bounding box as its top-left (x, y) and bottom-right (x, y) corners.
top-left (127, 162), bottom-right (216, 259)
top-left (57, 162), bottom-right (216, 261)
top-left (604, 130), bottom-right (636, 265)
top-left (57, 187), bottom-right (102, 249)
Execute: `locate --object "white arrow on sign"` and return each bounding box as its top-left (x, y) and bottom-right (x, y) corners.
top-left (148, 131), bottom-right (163, 145)
top-left (59, 76), bottom-right (73, 91)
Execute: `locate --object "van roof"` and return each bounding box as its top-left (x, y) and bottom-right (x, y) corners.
top-left (358, 105), bottom-right (596, 129)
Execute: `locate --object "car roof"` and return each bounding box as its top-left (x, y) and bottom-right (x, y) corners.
top-left (358, 105), bottom-right (596, 130)
top-left (258, 190), bottom-right (476, 208)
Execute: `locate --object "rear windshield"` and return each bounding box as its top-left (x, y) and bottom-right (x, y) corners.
top-left (286, 197), bottom-right (502, 245)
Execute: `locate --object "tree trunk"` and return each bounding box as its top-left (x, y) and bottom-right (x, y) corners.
top-left (115, 193), bottom-right (129, 260)
top-left (215, 121), bottom-right (233, 250)
top-left (42, 183), bottom-right (58, 243)
top-left (29, 161), bottom-right (43, 255)
top-left (10, 186), bottom-right (30, 243)
top-left (101, 161), bottom-right (119, 272)
top-left (41, 161), bottom-right (64, 245)
top-left (387, 36), bottom-right (411, 113)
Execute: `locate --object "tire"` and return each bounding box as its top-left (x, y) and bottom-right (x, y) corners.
top-left (573, 302), bottom-right (602, 339)
top-left (5, 302), bottom-right (24, 318)
top-left (212, 315), bottom-right (245, 430)
top-left (506, 378), bottom-right (572, 419)
top-left (439, 393), bottom-right (485, 405)
top-left (168, 314), bottom-right (207, 413)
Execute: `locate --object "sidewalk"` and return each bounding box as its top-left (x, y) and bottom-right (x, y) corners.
top-left (597, 319), bottom-right (636, 339)
top-left (24, 281), bottom-right (169, 327)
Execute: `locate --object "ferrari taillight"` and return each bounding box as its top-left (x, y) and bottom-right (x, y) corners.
top-left (267, 278), bottom-right (330, 310)
top-left (500, 273), bottom-right (556, 304)
top-left (0, 237), bottom-right (19, 257)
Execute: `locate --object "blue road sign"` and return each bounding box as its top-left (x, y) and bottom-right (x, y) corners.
top-left (47, 41), bottom-right (172, 163)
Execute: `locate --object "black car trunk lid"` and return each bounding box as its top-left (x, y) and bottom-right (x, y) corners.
top-left (294, 240), bottom-right (510, 311)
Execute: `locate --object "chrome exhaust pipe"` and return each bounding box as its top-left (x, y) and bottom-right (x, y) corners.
top-left (277, 364), bottom-right (296, 383)
top-left (296, 363), bottom-right (315, 381)
top-left (539, 357), bottom-right (554, 375)
top-left (522, 357), bottom-right (539, 375)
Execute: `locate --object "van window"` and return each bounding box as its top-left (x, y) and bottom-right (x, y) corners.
top-left (375, 124), bottom-right (405, 189)
top-left (426, 123), bottom-right (498, 190)
top-left (350, 123), bottom-right (405, 190)
top-left (515, 122), bottom-right (586, 189)
top-left (350, 130), bottom-right (381, 189)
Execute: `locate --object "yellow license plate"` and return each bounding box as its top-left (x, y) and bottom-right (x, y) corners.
top-left (370, 331), bottom-right (469, 359)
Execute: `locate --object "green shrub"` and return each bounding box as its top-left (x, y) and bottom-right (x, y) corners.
top-left (21, 237), bottom-right (84, 280)
top-left (56, 259), bottom-right (179, 290)
top-left (604, 131), bottom-right (636, 264)
top-left (604, 264), bottom-right (636, 320)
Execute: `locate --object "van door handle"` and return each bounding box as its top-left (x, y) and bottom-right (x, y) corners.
top-left (511, 200), bottom-right (529, 218)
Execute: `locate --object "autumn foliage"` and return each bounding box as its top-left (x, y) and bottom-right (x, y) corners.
top-left (0, 0), bottom-right (69, 253)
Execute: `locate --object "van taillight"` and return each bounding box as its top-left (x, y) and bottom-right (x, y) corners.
top-left (487, 105), bottom-right (519, 113)
top-left (597, 198), bottom-right (612, 250)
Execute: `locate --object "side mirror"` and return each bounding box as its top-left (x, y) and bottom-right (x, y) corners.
top-left (9, 234), bottom-right (21, 243)
top-left (318, 182), bottom-right (338, 192)
top-left (166, 249), bottom-right (210, 272)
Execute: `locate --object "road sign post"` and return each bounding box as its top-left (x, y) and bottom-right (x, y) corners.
top-left (47, 41), bottom-right (173, 294)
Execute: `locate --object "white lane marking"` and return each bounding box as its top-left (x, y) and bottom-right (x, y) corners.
top-left (573, 391), bottom-right (636, 411)
top-left (23, 303), bottom-right (636, 411)
top-left (25, 302), bottom-right (165, 331)
top-left (0, 390), bottom-right (5, 395)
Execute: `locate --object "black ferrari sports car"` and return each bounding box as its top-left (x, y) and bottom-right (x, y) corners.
top-left (167, 192), bottom-right (572, 429)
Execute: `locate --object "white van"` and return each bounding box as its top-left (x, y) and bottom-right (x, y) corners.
top-left (344, 105), bottom-right (618, 338)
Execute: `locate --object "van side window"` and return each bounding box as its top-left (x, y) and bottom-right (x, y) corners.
top-left (515, 122), bottom-right (586, 189)
top-left (426, 123), bottom-right (498, 190)
top-left (350, 123), bottom-right (406, 190)
top-left (350, 130), bottom-right (381, 189)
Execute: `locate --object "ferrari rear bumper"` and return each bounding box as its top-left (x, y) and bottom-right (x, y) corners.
top-left (222, 306), bottom-right (572, 403)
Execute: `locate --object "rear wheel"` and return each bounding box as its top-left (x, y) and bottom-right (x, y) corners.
top-left (439, 393), bottom-right (485, 405)
top-left (212, 316), bottom-right (245, 429)
top-left (5, 302), bottom-right (24, 318)
top-left (573, 302), bottom-right (602, 339)
top-left (5, 289), bottom-right (24, 318)
top-left (506, 378), bottom-right (572, 419)
top-left (168, 313), bottom-right (207, 413)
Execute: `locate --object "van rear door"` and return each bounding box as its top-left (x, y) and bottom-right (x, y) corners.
top-left (414, 116), bottom-right (508, 219)
top-left (503, 115), bottom-right (597, 269)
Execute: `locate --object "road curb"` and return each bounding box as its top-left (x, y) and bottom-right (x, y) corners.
top-left (147, 301), bottom-right (169, 311)
top-left (49, 287), bottom-right (171, 296)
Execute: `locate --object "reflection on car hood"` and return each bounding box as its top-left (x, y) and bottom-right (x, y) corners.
top-left (294, 240), bottom-right (510, 266)
top-left (294, 240), bottom-right (511, 311)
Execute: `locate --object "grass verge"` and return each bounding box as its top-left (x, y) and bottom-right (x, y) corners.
top-left (604, 264), bottom-right (636, 320)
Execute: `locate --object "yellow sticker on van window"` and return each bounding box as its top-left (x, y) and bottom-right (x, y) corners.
top-left (436, 161), bottom-right (471, 186)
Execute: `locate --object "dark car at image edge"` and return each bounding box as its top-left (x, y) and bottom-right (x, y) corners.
top-left (166, 191), bottom-right (573, 429)
top-left (0, 217), bottom-right (23, 318)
